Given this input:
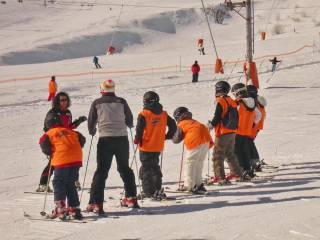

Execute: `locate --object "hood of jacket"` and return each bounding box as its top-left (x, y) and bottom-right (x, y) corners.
top-left (143, 102), bottom-right (163, 115)
top-left (241, 97), bottom-right (255, 110)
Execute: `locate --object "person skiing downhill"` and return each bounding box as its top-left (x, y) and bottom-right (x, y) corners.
top-left (86, 79), bottom-right (139, 214)
top-left (191, 61), bottom-right (200, 83)
top-left (231, 83), bottom-right (261, 178)
top-left (39, 122), bottom-right (86, 220)
top-left (172, 107), bottom-right (213, 194)
top-left (134, 91), bottom-right (176, 200)
top-left (208, 81), bottom-right (245, 185)
top-left (36, 92), bottom-right (87, 193)
top-left (93, 56), bottom-right (102, 69)
top-left (269, 57), bottom-right (281, 72)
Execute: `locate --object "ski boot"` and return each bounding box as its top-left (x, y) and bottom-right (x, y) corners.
top-left (49, 200), bottom-right (67, 220)
top-left (226, 174), bottom-right (242, 182)
top-left (120, 197), bottom-right (140, 208)
top-left (191, 183), bottom-right (207, 195)
top-left (217, 179), bottom-right (232, 186)
top-left (152, 188), bottom-right (167, 201)
top-left (241, 171), bottom-right (253, 181)
top-left (36, 184), bottom-right (53, 193)
top-left (68, 207), bottom-right (83, 220)
top-left (86, 203), bottom-right (105, 215)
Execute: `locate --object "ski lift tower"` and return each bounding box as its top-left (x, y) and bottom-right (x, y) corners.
top-left (224, 0), bottom-right (259, 88)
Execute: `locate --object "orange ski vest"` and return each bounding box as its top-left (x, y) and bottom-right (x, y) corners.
top-left (49, 81), bottom-right (57, 94)
top-left (178, 119), bottom-right (212, 150)
top-left (236, 100), bottom-right (255, 137)
top-left (46, 127), bottom-right (82, 167)
top-left (214, 96), bottom-right (238, 137)
top-left (139, 110), bottom-right (167, 152)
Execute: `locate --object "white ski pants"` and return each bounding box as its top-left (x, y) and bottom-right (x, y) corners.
top-left (184, 143), bottom-right (209, 190)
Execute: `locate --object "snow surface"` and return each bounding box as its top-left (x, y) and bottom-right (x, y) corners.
top-left (0, 0), bottom-right (320, 239)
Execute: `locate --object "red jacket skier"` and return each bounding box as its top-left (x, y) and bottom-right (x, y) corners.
top-left (191, 61), bottom-right (200, 83)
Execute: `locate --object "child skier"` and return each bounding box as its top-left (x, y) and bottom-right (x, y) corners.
top-left (231, 83), bottom-right (261, 178)
top-left (172, 107), bottom-right (213, 194)
top-left (134, 91), bottom-right (176, 200)
top-left (247, 85), bottom-right (267, 171)
top-left (39, 124), bottom-right (86, 220)
top-left (208, 81), bottom-right (244, 185)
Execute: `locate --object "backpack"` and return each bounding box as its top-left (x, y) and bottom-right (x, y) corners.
top-left (221, 98), bottom-right (239, 130)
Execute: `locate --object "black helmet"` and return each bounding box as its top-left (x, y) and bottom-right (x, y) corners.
top-left (231, 83), bottom-right (247, 97)
top-left (143, 91), bottom-right (159, 104)
top-left (215, 81), bottom-right (231, 94)
top-left (246, 85), bottom-right (258, 98)
top-left (173, 107), bottom-right (192, 122)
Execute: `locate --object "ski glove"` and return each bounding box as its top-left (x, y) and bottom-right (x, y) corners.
top-left (72, 116), bottom-right (87, 128)
top-left (89, 128), bottom-right (97, 136)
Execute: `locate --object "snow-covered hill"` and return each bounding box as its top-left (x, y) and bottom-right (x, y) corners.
top-left (0, 0), bottom-right (320, 239)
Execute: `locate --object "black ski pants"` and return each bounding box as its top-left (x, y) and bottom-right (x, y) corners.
top-left (192, 73), bottom-right (199, 83)
top-left (139, 151), bottom-right (162, 196)
top-left (235, 135), bottom-right (252, 172)
top-left (89, 137), bottom-right (137, 204)
top-left (53, 166), bottom-right (80, 207)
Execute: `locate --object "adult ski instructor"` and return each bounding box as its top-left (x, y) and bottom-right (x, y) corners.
top-left (86, 79), bottom-right (139, 215)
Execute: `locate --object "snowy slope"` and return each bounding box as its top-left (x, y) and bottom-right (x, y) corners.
top-left (0, 0), bottom-right (320, 239)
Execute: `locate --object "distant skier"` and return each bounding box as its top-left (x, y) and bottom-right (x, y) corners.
top-left (269, 57), bottom-right (281, 72)
top-left (86, 79), bottom-right (139, 214)
top-left (191, 60), bottom-right (200, 83)
top-left (172, 107), bottom-right (213, 194)
top-left (197, 39), bottom-right (205, 55)
top-left (93, 56), bottom-right (102, 69)
top-left (39, 123), bottom-right (86, 220)
top-left (36, 92), bottom-right (87, 193)
top-left (134, 91), bottom-right (176, 200)
top-left (48, 76), bottom-right (57, 101)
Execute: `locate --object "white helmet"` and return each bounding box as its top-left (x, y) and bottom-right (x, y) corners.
top-left (100, 79), bottom-right (115, 93)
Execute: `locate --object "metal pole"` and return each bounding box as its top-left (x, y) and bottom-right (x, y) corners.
top-left (246, 0), bottom-right (253, 62)
top-left (40, 158), bottom-right (52, 216)
top-left (79, 136), bottom-right (94, 204)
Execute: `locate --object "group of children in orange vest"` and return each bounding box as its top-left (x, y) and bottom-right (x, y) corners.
top-left (39, 79), bottom-right (266, 220)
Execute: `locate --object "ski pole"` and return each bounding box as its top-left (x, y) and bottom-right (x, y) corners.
top-left (40, 157), bottom-right (52, 216)
top-left (160, 151), bottom-right (163, 171)
top-left (178, 145), bottom-right (185, 190)
top-left (79, 135), bottom-right (94, 204)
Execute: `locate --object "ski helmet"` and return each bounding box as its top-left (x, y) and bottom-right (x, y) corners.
top-left (143, 91), bottom-right (159, 104)
top-left (173, 107), bottom-right (191, 122)
top-left (246, 85), bottom-right (258, 98)
top-left (231, 83), bottom-right (247, 97)
top-left (215, 81), bottom-right (231, 94)
top-left (100, 79), bottom-right (115, 93)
